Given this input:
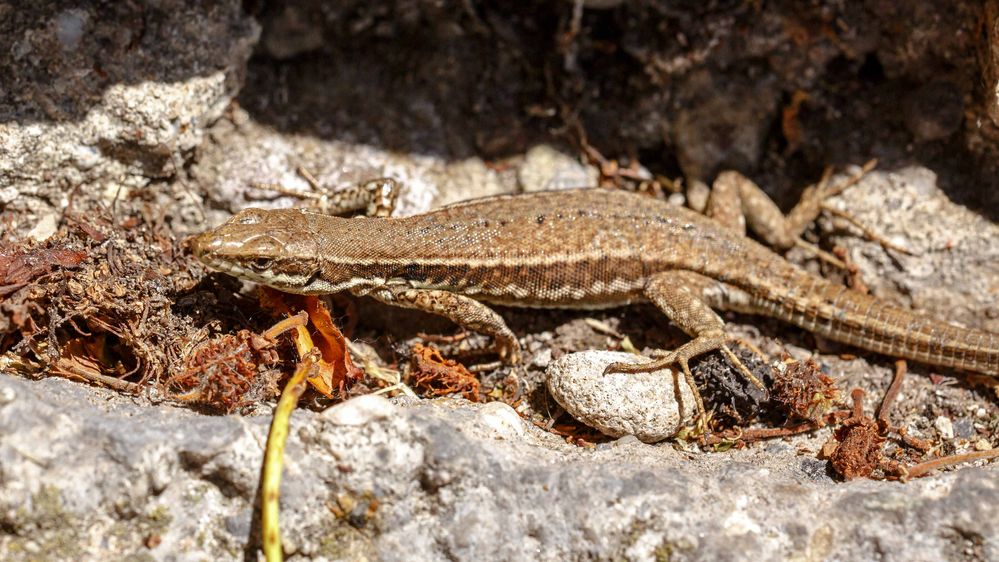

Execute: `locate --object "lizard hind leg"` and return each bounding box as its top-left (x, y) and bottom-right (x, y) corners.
top-left (605, 270), bottom-right (769, 420)
top-left (707, 162), bottom-right (877, 254)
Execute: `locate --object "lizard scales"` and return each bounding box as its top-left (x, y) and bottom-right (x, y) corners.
top-left (193, 188), bottom-right (999, 376)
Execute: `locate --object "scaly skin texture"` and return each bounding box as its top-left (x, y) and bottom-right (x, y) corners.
top-left (192, 188), bottom-right (999, 376)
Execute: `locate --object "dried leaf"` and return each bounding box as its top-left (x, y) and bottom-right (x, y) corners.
top-left (259, 288), bottom-right (362, 397)
top-left (408, 343), bottom-right (480, 401)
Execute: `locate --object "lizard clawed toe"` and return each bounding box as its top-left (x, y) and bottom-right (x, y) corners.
top-left (603, 354), bottom-right (705, 421)
top-left (603, 355), bottom-right (676, 375)
top-left (495, 337), bottom-right (522, 365)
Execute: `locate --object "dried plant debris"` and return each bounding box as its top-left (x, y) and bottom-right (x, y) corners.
top-left (0, 246), bottom-right (87, 298)
top-left (539, 416), bottom-right (607, 448)
top-left (407, 343), bottom-right (481, 402)
top-left (823, 389), bottom-right (893, 480)
top-left (821, 371), bottom-right (999, 481)
top-left (770, 356), bottom-right (840, 424)
top-left (0, 207), bottom-right (287, 410)
top-left (0, 200), bottom-right (451, 414)
top-left (3, 212), bottom-right (185, 379)
top-left (259, 290), bottom-right (363, 397)
top-left (166, 328), bottom-right (284, 413)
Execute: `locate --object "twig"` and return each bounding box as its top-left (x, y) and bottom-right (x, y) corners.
top-left (877, 359), bottom-right (907, 424)
top-left (903, 448), bottom-right (999, 480)
top-left (260, 349), bottom-right (316, 562)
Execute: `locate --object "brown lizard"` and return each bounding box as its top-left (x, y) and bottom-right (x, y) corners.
top-left (192, 184), bottom-right (999, 414)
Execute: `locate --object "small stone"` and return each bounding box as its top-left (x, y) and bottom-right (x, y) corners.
top-left (54, 9), bottom-right (88, 50)
top-left (685, 178), bottom-right (711, 213)
top-left (0, 187), bottom-right (18, 204)
top-left (531, 348), bottom-right (553, 369)
top-left (321, 394), bottom-right (397, 426)
top-left (952, 417), bottom-right (975, 439)
top-left (667, 192), bottom-right (687, 208)
top-left (0, 385), bottom-right (15, 405)
top-left (518, 145), bottom-right (598, 192)
top-left (27, 213), bottom-right (58, 242)
top-left (477, 401), bottom-right (525, 439)
top-left (546, 351), bottom-right (696, 443)
top-left (933, 415), bottom-right (954, 439)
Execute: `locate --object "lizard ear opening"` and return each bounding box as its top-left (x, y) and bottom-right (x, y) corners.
top-left (301, 268), bottom-right (331, 294)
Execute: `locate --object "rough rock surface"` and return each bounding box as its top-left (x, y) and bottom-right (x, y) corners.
top-left (0, 375), bottom-right (996, 561)
top-left (822, 166), bottom-right (999, 332)
top-left (0, 2), bottom-right (259, 207)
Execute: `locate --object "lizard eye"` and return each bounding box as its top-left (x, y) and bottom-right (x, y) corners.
top-left (249, 258), bottom-right (273, 271)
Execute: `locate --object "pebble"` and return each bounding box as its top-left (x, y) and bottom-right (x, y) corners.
top-left (477, 401), bottom-right (526, 439)
top-left (321, 394), bottom-right (397, 426)
top-left (27, 213), bottom-right (58, 242)
top-left (518, 145), bottom-right (599, 192)
top-left (546, 351), bottom-right (696, 443)
top-left (933, 415), bottom-right (955, 440)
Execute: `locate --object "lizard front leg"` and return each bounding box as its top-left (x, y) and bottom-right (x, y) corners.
top-left (363, 285), bottom-right (522, 364)
top-left (607, 270), bottom-right (766, 418)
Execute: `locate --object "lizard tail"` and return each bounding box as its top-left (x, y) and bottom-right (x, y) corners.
top-left (752, 275), bottom-right (999, 376)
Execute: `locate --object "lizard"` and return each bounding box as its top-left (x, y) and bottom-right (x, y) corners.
top-left (191, 183), bottom-right (999, 416)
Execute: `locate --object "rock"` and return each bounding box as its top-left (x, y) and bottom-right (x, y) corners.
top-left (25, 212), bottom-right (58, 242)
top-left (2, 374), bottom-right (998, 561)
top-left (321, 393), bottom-right (398, 425)
top-left (546, 350), bottom-right (697, 443)
top-left (0, 1), bottom-right (260, 210)
top-left (935, 416), bottom-right (955, 440)
top-left (475, 401), bottom-right (526, 439)
top-left (671, 68), bottom-right (779, 180)
top-left (518, 145), bottom-right (599, 192)
top-left (191, 113), bottom-right (513, 229)
top-left (821, 166), bottom-right (999, 332)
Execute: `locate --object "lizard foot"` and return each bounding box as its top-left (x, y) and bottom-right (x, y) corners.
top-left (603, 335), bottom-right (770, 422)
top-left (604, 350), bottom-right (705, 421)
top-left (494, 335), bottom-right (522, 365)
top-left (445, 335), bottom-right (521, 370)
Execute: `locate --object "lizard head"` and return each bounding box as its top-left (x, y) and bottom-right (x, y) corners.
top-left (192, 208), bottom-right (343, 294)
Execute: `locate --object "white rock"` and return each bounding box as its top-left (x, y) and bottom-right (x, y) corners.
top-left (0, 385), bottom-right (15, 405)
top-left (321, 394), bottom-right (397, 426)
top-left (518, 145), bottom-right (598, 192)
top-left (477, 401), bottom-right (525, 439)
top-left (546, 351), bottom-right (696, 443)
top-left (934, 415), bottom-right (955, 439)
top-left (27, 213), bottom-right (58, 242)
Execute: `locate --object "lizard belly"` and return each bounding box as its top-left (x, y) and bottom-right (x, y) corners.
top-left (399, 262), bottom-right (650, 310)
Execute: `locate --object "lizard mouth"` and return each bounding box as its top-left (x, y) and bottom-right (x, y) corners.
top-left (193, 245), bottom-right (323, 294)
top-left (203, 258), bottom-right (310, 293)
